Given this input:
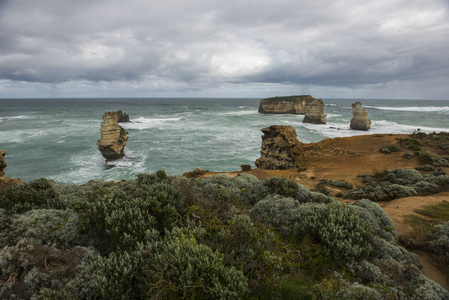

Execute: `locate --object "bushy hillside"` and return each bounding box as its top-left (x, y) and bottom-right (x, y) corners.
top-left (0, 171), bottom-right (448, 299)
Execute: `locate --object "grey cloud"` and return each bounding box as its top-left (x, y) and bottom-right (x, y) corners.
top-left (0, 0), bottom-right (448, 98)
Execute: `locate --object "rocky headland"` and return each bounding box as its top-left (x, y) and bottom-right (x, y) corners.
top-left (350, 101), bottom-right (371, 131)
top-left (258, 95), bottom-right (316, 114)
top-left (254, 125), bottom-right (302, 170)
top-left (97, 111), bottom-right (129, 161)
top-left (0, 150), bottom-right (7, 177)
top-left (302, 98), bottom-right (327, 124)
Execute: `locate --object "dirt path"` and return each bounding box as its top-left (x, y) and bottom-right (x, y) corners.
top-left (379, 192), bottom-right (449, 290)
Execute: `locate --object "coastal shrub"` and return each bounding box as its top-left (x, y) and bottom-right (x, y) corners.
top-left (137, 169), bottom-right (168, 186)
top-left (263, 176), bottom-right (299, 199)
top-left (352, 199), bottom-right (397, 243)
top-left (0, 178), bottom-right (61, 214)
top-left (429, 221), bottom-right (449, 269)
top-left (319, 179), bottom-right (353, 190)
top-left (0, 209), bottom-right (13, 248)
top-left (301, 202), bottom-right (371, 264)
top-left (0, 239), bottom-right (87, 299)
top-left (380, 145), bottom-right (400, 154)
top-left (250, 194), bottom-right (327, 236)
top-left (95, 227), bottom-right (249, 299)
top-left (76, 188), bottom-right (160, 252)
top-left (212, 215), bottom-right (284, 296)
top-left (336, 282), bottom-right (382, 299)
top-left (12, 209), bottom-right (80, 248)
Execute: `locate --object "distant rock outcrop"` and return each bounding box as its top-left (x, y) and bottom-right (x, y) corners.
top-left (97, 112), bottom-right (129, 162)
top-left (302, 99), bottom-right (327, 124)
top-left (258, 95), bottom-right (316, 114)
top-left (255, 125), bottom-right (301, 170)
top-left (0, 150), bottom-right (7, 177)
top-left (350, 102), bottom-right (371, 131)
top-left (116, 110), bottom-right (130, 123)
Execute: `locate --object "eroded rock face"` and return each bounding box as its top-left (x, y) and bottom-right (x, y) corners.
top-left (350, 102), bottom-right (371, 131)
top-left (258, 95), bottom-right (316, 114)
top-left (255, 125), bottom-right (301, 170)
top-left (116, 110), bottom-right (130, 122)
top-left (0, 150), bottom-right (7, 177)
top-left (302, 99), bottom-right (327, 124)
top-left (97, 112), bottom-right (129, 161)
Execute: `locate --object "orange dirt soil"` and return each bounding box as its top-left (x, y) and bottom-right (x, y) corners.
top-left (199, 133), bottom-right (449, 289)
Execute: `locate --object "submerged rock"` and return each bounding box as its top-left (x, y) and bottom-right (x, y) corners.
top-left (116, 110), bottom-right (130, 123)
top-left (302, 98), bottom-right (327, 124)
top-left (0, 150), bottom-right (6, 177)
top-left (97, 112), bottom-right (129, 162)
top-left (255, 125), bottom-right (301, 170)
top-left (350, 102), bottom-right (371, 131)
top-left (258, 95), bottom-right (316, 114)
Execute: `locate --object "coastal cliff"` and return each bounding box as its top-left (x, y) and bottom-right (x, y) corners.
top-left (254, 125), bottom-right (301, 170)
top-left (116, 110), bottom-right (130, 122)
top-left (0, 150), bottom-right (6, 177)
top-left (350, 101), bottom-right (371, 131)
top-left (258, 95), bottom-right (316, 114)
top-left (97, 112), bottom-right (129, 161)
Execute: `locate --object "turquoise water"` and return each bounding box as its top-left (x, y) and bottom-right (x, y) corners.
top-left (1, 98), bottom-right (449, 184)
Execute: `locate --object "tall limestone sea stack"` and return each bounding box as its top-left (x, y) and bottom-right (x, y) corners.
top-left (350, 102), bottom-right (371, 131)
top-left (255, 125), bottom-right (301, 170)
top-left (258, 95), bottom-right (316, 114)
top-left (97, 112), bottom-right (129, 162)
top-left (0, 150), bottom-right (7, 177)
top-left (302, 98), bottom-right (327, 124)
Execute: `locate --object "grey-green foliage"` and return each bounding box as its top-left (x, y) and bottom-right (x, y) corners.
top-left (250, 194), bottom-right (323, 235)
top-left (78, 187), bottom-right (161, 252)
top-left (430, 221), bottom-right (449, 268)
top-left (95, 226), bottom-right (248, 300)
top-left (352, 199), bottom-right (398, 243)
top-left (336, 282), bottom-right (383, 299)
top-left (346, 168), bottom-right (449, 201)
top-left (301, 202), bottom-right (372, 264)
top-left (263, 176), bottom-right (334, 204)
top-left (0, 238), bottom-right (88, 299)
top-left (12, 209), bottom-right (80, 248)
top-left (0, 178), bottom-right (62, 214)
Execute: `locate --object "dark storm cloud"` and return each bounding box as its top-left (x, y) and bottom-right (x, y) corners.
top-left (0, 0), bottom-right (448, 98)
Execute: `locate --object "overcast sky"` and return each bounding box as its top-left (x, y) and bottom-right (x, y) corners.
top-left (1, 0), bottom-right (448, 99)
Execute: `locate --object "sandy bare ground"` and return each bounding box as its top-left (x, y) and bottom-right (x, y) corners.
top-left (379, 193), bottom-right (449, 290)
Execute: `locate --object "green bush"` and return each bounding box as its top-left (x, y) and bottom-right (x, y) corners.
top-left (95, 227), bottom-right (249, 299)
top-left (352, 199), bottom-right (397, 243)
top-left (76, 187), bottom-right (160, 252)
top-left (380, 145), bottom-right (401, 154)
top-left (301, 202), bottom-right (372, 264)
top-left (0, 178), bottom-right (62, 214)
top-left (0, 239), bottom-right (88, 299)
top-left (12, 209), bottom-right (80, 248)
top-left (429, 221), bottom-right (449, 269)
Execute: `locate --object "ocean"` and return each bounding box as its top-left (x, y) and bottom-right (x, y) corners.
top-left (1, 98), bottom-right (448, 184)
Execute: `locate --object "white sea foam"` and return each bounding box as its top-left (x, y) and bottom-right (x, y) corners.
top-left (366, 106), bottom-right (449, 112)
top-left (218, 110), bottom-right (258, 116)
top-left (121, 117), bottom-right (182, 130)
top-left (325, 104), bottom-right (337, 107)
top-left (326, 113), bottom-right (343, 119)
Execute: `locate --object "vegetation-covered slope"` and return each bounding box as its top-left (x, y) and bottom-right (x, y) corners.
top-left (0, 171), bottom-right (448, 299)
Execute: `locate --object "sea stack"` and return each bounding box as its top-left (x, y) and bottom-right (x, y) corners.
top-left (350, 102), bottom-right (371, 131)
top-left (97, 112), bottom-right (129, 162)
top-left (116, 110), bottom-right (130, 123)
top-left (258, 95), bottom-right (316, 114)
top-left (0, 150), bottom-right (7, 177)
top-left (302, 98), bottom-right (327, 124)
top-left (255, 125), bottom-right (301, 170)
